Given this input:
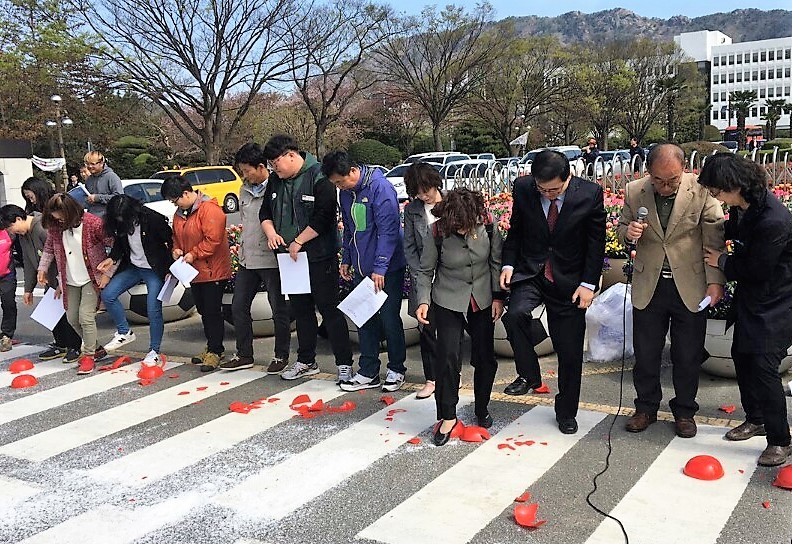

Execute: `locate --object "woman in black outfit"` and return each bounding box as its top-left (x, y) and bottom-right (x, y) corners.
top-left (700, 153), bottom-right (792, 467)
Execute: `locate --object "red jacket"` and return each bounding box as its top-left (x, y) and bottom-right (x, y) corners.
top-left (172, 193), bottom-right (231, 283)
top-left (38, 213), bottom-right (113, 310)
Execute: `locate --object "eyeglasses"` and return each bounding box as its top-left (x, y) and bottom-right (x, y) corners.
top-left (708, 187), bottom-right (722, 197)
top-left (536, 181), bottom-right (567, 195)
top-left (651, 175), bottom-right (681, 188)
top-left (267, 152), bottom-right (289, 169)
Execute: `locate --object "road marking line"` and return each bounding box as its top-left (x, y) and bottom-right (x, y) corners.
top-left (0, 475), bottom-right (41, 510)
top-left (0, 360), bottom-right (67, 389)
top-left (358, 406), bottom-right (605, 544)
top-left (0, 344), bottom-right (46, 367)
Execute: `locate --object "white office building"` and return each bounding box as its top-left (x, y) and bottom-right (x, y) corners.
top-left (674, 30), bottom-right (792, 134)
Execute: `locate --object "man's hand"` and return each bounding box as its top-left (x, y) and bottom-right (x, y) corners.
top-left (500, 268), bottom-right (513, 291)
top-left (98, 274), bottom-right (111, 289)
top-left (97, 258), bottom-right (113, 273)
top-left (626, 220), bottom-right (646, 242)
top-left (288, 241), bottom-right (302, 261)
top-left (371, 273), bottom-right (385, 292)
top-left (267, 233), bottom-right (286, 251)
top-left (183, 252), bottom-right (195, 264)
top-left (416, 303), bottom-right (430, 325)
top-left (339, 264), bottom-right (352, 281)
top-left (706, 283), bottom-right (724, 307)
top-left (86, 194), bottom-right (96, 204)
top-left (23, 292), bottom-right (33, 306)
top-left (572, 285), bottom-right (595, 309)
top-left (37, 270), bottom-right (48, 286)
top-left (492, 299), bottom-right (504, 322)
top-left (172, 248), bottom-right (184, 260)
top-left (703, 247), bottom-right (722, 268)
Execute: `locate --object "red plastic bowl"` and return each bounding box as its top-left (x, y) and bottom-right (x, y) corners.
top-left (683, 455), bottom-right (724, 481)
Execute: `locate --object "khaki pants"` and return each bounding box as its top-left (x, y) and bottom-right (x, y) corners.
top-left (66, 283), bottom-right (98, 353)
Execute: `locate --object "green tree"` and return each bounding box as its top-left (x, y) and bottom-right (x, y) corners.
top-left (452, 121), bottom-right (508, 157)
top-left (763, 99), bottom-right (789, 141)
top-left (729, 90), bottom-right (758, 150)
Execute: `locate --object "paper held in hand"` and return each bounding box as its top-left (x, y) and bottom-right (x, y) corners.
top-left (30, 288), bottom-right (66, 331)
top-left (157, 274), bottom-right (179, 303)
top-left (169, 257), bottom-right (198, 285)
top-left (338, 277), bottom-right (388, 328)
top-left (277, 252), bottom-right (311, 295)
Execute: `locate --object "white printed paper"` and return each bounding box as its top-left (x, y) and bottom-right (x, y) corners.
top-left (698, 295), bottom-right (712, 312)
top-left (169, 257), bottom-right (199, 285)
top-left (30, 288), bottom-right (66, 331)
top-left (276, 252), bottom-right (311, 295)
top-left (337, 277), bottom-right (388, 328)
top-left (157, 274), bottom-right (179, 303)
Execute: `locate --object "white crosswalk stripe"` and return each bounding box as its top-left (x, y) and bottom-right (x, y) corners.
top-left (1, 362), bottom-right (790, 544)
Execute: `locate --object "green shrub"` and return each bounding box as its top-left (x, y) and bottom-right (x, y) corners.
top-left (762, 138), bottom-right (792, 151)
top-left (348, 139), bottom-right (402, 166)
top-left (703, 125), bottom-right (721, 141)
top-left (680, 141), bottom-right (730, 158)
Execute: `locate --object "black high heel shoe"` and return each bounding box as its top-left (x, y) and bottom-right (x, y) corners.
top-left (433, 419), bottom-right (459, 446)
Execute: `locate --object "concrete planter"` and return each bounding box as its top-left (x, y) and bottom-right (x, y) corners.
top-left (221, 292), bottom-right (295, 337)
top-left (701, 319), bottom-right (792, 378)
top-left (119, 282), bottom-right (195, 325)
top-left (493, 305), bottom-right (554, 358)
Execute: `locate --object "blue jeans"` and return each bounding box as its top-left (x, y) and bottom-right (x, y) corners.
top-left (101, 266), bottom-right (164, 352)
top-left (356, 268), bottom-right (407, 378)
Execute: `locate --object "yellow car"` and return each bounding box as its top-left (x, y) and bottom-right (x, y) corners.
top-left (152, 165), bottom-right (242, 213)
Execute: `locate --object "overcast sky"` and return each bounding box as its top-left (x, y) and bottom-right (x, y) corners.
top-left (391, 1), bottom-right (792, 19)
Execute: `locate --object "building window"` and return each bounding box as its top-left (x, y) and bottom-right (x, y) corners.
top-left (713, 56), bottom-right (720, 66)
top-left (760, 107), bottom-right (766, 115)
top-left (728, 54), bottom-right (734, 65)
top-left (786, 68), bottom-right (791, 77)
top-left (753, 71), bottom-right (759, 81)
top-left (761, 51), bottom-right (766, 61)
top-left (736, 54), bottom-right (742, 64)
top-left (712, 73), bottom-right (718, 83)
top-left (713, 93), bottom-right (718, 102)
top-left (778, 87), bottom-right (783, 96)
top-left (769, 70), bottom-right (774, 79)
top-left (721, 92), bottom-right (727, 101)
top-left (744, 71), bottom-right (750, 80)
top-left (786, 86), bottom-right (791, 96)
top-left (753, 52), bottom-right (759, 62)
top-left (768, 89), bottom-right (774, 97)
top-left (721, 74), bottom-right (727, 83)
top-left (712, 111), bottom-right (718, 120)
top-left (737, 72), bottom-right (743, 82)
top-left (769, 50), bottom-right (775, 61)
top-left (760, 88), bottom-right (766, 98)
top-left (728, 73), bottom-right (734, 83)
top-left (721, 55), bottom-right (726, 65)
top-left (777, 68), bottom-right (783, 78)
top-left (786, 48), bottom-right (791, 59)
top-left (752, 107), bottom-right (758, 116)
top-left (761, 70), bottom-right (766, 80)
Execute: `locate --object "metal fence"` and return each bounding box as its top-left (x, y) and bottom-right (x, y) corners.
top-left (445, 148), bottom-right (792, 196)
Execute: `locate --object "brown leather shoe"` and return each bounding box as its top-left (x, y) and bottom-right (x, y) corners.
top-left (625, 412), bottom-right (657, 433)
top-left (725, 421), bottom-right (767, 441)
top-left (674, 417), bottom-right (697, 438)
top-left (757, 445), bottom-right (792, 467)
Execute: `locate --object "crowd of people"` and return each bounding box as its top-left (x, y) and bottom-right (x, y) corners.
top-left (1, 138), bottom-right (789, 466)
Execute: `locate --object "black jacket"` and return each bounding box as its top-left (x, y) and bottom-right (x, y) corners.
top-left (502, 175), bottom-right (606, 297)
top-left (722, 189), bottom-right (792, 353)
top-left (109, 207), bottom-right (174, 279)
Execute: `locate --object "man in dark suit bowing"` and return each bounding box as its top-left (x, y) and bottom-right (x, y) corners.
top-left (500, 150), bottom-right (606, 434)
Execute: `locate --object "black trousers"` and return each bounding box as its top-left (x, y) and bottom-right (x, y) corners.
top-left (433, 302), bottom-right (496, 421)
top-left (632, 277), bottom-right (706, 419)
top-left (191, 280), bottom-right (227, 355)
top-left (0, 272), bottom-right (17, 338)
top-left (53, 314), bottom-right (81, 350)
top-left (418, 319), bottom-right (436, 382)
top-left (732, 349), bottom-right (791, 447)
top-left (232, 266), bottom-right (291, 360)
top-left (289, 258), bottom-right (352, 366)
top-left (503, 277), bottom-right (586, 420)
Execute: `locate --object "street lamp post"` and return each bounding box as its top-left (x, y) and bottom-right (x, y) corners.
top-left (46, 95), bottom-right (72, 192)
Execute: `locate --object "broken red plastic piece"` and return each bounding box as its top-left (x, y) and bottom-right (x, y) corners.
top-left (515, 440), bottom-right (536, 447)
top-left (291, 394), bottom-right (311, 406)
top-left (460, 425), bottom-right (491, 443)
top-left (386, 408), bottom-right (406, 416)
top-left (196, 386), bottom-right (208, 391)
top-left (514, 492), bottom-right (531, 503)
top-left (308, 400), bottom-right (324, 412)
top-left (533, 383), bottom-right (550, 394)
top-left (683, 455), bottom-right (724, 481)
top-left (267, 397), bottom-right (280, 403)
top-left (762, 500), bottom-right (771, 509)
top-left (220, 381), bottom-right (230, 385)
top-left (138, 379), bottom-right (154, 386)
top-left (380, 395), bottom-right (395, 405)
top-left (99, 356), bottom-right (133, 372)
top-left (177, 391), bottom-right (190, 396)
top-left (719, 405), bottom-right (737, 414)
top-left (8, 359), bottom-right (34, 373)
top-left (10, 374), bottom-right (38, 388)
top-left (384, 417), bottom-right (394, 421)
top-left (229, 401), bottom-right (253, 414)
top-left (333, 400), bottom-right (356, 412)
top-left (407, 437), bottom-right (421, 444)
top-left (137, 365), bottom-right (164, 380)
top-left (540, 442), bottom-right (548, 446)
top-left (514, 503), bottom-right (547, 529)
top-left (167, 373), bottom-right (179, 379)
top-left (772, 465), bottom-right (792, 489)
top-left (498, 443), bottom-right (516, 451)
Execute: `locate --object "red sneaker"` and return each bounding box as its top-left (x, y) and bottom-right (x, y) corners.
top-left (77, 356), bottom-right (95, 375)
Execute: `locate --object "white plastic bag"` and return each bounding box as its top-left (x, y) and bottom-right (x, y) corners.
top-left (586, 282), bottom-right (634, 362)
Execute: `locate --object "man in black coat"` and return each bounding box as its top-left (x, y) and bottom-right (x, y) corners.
top-left (500, 150), bottom-right (606, 434)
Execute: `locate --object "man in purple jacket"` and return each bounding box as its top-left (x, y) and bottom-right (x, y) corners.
top-left (322, 151), bottom-right (407, 392)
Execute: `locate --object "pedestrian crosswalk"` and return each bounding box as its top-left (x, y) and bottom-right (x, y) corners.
top-left (1, 350), bottom-right (791, 544)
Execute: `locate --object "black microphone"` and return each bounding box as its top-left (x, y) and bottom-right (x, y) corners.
top-left (626, 206), bottom-right (648, 253)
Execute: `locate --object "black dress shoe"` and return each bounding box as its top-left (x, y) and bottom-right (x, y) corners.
top-left (503, 377), bottom-right (540, 396)
top-left (477, 413), bottom-right (493, 429)
top-left (557, 417), bottom-right (578, 434)
top-left (433, 419), bottom-right (459, 446)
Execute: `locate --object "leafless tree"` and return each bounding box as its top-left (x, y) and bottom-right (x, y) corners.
top-left (372, 2), bottom-right (501, 151)
top-left (73, 0), bottom-right (299, 163)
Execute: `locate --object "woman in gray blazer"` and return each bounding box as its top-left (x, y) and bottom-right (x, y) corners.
top-left (415, 188), bottom-right (505, 446)
top-left (403, 164), bottom-right (444, 399)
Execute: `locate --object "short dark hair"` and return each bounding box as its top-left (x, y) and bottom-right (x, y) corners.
top-left (104, 195), bottom-right (145, 237)
top-left (42, 193), bottom-right (84, 230)
top-left (532, 150), bottom-right (570, 182)
top-left (0, 204), bottom-right (27, 229)
top-left (321, 151), bottom-right (355, 177)
top-left (160, 175), bottom-right (193, 200)
top-left (263, 134), bottom-right (300, 161)
top-left (404, 163), bottom-right (442, 198)
top-left (646, 143), bottom-right (684, 169)
top-left (432, 188), bottom-right (486, 236)
top-left (698, 152), bottom-right (768, 206)
top-left (235, 142), bottom-right (267, 168)
top-left (21, 177), bottom-right (55, 214)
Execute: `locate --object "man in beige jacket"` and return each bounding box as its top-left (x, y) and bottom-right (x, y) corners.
top-left (617, 143), bottom-right (726, 438)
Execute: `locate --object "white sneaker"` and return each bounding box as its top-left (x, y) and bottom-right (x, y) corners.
top-left (104, 331), bottom-right (137, 351)
top-left (382, 370), bottom-right (405, 392)
top-left (281, 361), bottom-right (320, 381)
top-left (141, 350), bottom-right (163, 368)
top-left (336, 365), bottom-right (354, 385)
top-left (340, 373), bottom-right (381, 392)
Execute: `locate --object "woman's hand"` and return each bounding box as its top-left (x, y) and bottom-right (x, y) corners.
top-left (37, 271), bottom-right (48, 286)
top-left (97, 258), bottom-right (113, 273)
top-left (416, 303), bottom-right (430, 325)
top-left (492, 300), bottom-right (504, 322)
top-left (98, 274), bottom-right (111, 289)
top-left (172, 248), bottom-right (184, 260)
